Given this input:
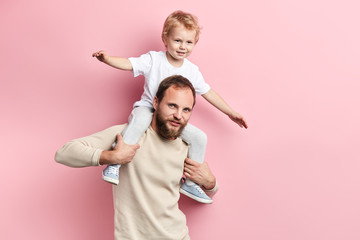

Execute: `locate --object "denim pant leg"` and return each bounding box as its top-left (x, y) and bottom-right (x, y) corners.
top-left (121, 106), bottom-right (154, 145)
top-left (181, 123), bottom-right (207, 163)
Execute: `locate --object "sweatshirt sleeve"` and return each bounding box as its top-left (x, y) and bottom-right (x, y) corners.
top-left (55, 125), bottom-right (126, 168)
top-left (203, 181), bottom-right (219, 199)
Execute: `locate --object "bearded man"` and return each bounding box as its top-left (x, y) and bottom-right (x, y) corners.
top-left (55, 75), bottom-right (218, 240)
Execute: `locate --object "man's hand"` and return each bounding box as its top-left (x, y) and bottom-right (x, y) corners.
top-left (184, 158), bottom-right (216, 190)
top-left (100, 134), bottom-right (140, 165)
top-left (92, 50), bottom-right (109, 63)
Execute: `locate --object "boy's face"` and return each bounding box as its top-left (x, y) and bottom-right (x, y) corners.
top-left (164, 24), bottom-right (196, 65)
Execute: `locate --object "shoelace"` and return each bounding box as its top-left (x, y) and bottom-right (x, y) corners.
top-left (193, 184), bottom-right (205, 195)
top-left (106, 166), bottom-right (119, 176)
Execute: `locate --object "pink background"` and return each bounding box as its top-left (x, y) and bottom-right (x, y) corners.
top-left (1, 0), bottom-right (360, 239)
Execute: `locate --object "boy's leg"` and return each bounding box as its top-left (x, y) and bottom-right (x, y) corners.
top-left (179, 123), bottom-right (212, 204)
top-left (103, 107), bottom-right (154, 185)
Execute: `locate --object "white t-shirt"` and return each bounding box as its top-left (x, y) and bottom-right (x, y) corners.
top-left (129, 51), bottom-right (211, 108)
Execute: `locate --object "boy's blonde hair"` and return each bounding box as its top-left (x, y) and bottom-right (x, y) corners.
top-left (162, 10), bottom-right (201, 44)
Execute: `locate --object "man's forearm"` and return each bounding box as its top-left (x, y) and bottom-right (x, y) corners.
top-left (55, 125), bottom-right (125, 168)
top-left (55, 141), bottom-right (103, 167)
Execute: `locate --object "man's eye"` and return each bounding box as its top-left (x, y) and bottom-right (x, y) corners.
top-left (184, 108), bottom-right (191, 112)
top-left (169, 104), bottom-right (175, 108)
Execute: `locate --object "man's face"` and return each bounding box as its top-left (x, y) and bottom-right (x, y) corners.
top-left (153, 85), bottom-right (194, 140)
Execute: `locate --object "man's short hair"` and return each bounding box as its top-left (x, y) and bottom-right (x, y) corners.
top-left (156, 75), bottom-right (196, 106)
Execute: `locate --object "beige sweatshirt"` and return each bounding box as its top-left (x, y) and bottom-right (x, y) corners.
top-left (55, 125), bottom-right (218, 240)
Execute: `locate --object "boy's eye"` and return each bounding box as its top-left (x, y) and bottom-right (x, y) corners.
top-left (187, 41), bottom-right (193, 44)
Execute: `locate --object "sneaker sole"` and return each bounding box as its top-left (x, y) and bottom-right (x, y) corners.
top-left (103, 176), bottom-right (119, 185)
top-left (179, 188), bottom-right (213, 204)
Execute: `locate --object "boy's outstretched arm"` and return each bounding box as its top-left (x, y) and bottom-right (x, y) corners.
top-left (202, 89), bottom-right (248, 129)
top-left (92, 50), bottom-right (133, 71)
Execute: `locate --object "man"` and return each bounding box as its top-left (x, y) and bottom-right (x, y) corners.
top-left (55, 75), bottom-right (218, 239)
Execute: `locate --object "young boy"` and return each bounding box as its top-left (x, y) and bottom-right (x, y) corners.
top-left (93, 10), bottom-right (248, 204)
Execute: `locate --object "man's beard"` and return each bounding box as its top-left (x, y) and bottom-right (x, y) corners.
top-left (155, 112), bottom-right (186, 140)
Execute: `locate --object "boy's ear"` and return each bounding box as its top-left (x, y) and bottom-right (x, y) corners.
top-left (162, 37), bottom-right (168, 48)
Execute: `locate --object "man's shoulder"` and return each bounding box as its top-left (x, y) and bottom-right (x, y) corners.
top-left (101, 124), bottom-right (128, 134)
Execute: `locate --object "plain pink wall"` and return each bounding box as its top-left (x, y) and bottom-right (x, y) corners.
top-left (1, 0), bottom-right (360, 239)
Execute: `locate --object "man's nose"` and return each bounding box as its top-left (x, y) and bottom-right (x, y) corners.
top-left (173, 110), bottom-right (181, 119)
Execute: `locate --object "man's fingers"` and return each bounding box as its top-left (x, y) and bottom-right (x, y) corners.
top-left (116, 133), bottom-right (124, 142)
top-left (185, 158), bottom-right (199, 167)
top-left (116, 134), bottom-right (139, 150)
top-left (132, 143), bottom-right (140, 150)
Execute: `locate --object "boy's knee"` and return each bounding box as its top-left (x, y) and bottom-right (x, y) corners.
top-left (193, 128), bottom-right (207, 145)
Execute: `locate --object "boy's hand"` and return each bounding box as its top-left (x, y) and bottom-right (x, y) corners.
top-left (92, 50), bottom-right (108, 63)
top-left (229, 112), bottom-right (248, 129)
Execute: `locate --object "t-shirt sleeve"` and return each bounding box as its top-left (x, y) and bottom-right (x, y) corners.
top-left (128, 52), bottom-right (153, 77)
top-left (193, 70), bottom-right (211, 95)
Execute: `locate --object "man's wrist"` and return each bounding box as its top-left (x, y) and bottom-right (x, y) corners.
top-left (99, 150), bottom-right (113, 165)
top-left (203, 177), bottom-right (216, 190)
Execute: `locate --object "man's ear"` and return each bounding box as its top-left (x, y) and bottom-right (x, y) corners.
top-left (153, 96), bottom-right (159, 110)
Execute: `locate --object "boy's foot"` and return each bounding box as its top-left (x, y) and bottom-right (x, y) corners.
top-left (102, 164), bottom-right (120, 185)
top-left (180, 181), bottom-right (213, 204)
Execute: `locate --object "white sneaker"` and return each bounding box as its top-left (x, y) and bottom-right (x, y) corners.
top-left (102, 164), bottom-right (120, 185)
top-left (180, 181), bottom-right (213, 204)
